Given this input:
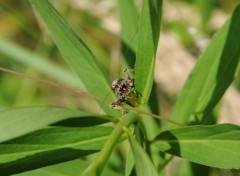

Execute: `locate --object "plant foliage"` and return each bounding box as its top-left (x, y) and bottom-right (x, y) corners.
top-left (0, 0), bottom-right (240, 175)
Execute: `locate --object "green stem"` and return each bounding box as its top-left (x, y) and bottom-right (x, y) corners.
top-left (82, 112), bottom-right (139, 176)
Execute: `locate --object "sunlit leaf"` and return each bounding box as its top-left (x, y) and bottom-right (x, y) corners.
top-left (0, 126), bottom-right (113, 175)
top-left (153, 124), bottom-right (240, 169)
top-left (0, 107), bottom-right (112, 143)
top-left (170, 4), bottom-right (240, 126)
top-left (135, 0), bottom-right (162, 106)
top-left (30, 0), bottom-right (119, 116)
top-left (126, 129), bottom-right (158, 176)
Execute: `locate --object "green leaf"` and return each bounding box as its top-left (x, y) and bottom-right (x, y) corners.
top-left (135, 0), bottom-right (162, 106)
top-left (15, 159), bottom-right (88, 176)
top-left (134, 0), bottom-right (163, 141)
top-left (30, 0), bottom-right (119, 116)
top-left (118, 0), bottom-right (159, 117)
top-left (0, 126), bottom-right (113, 175)
top-left (0, 107), bottom-right (112, 143)
top-left (15, 159), bottom-right (122, 176)
top-left (153, 124), bottom-right (240, 169)
top-left (170, 4), bottom-right (240, 125)
top-left (125, 147), bottom-right (135, 176)
top-left (125, 128), bottom-right (158, 176)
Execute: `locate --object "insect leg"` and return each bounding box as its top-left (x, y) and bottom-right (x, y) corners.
top-left (123, 65), bottom-right (135, 80)
top-left (110, 99), bottom-right (127, 114)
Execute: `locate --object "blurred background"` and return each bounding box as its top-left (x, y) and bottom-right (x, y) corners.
top-left (0, 0), bottom-right (240, 175)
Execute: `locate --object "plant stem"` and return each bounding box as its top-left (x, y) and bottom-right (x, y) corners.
top-left (82, 112), bottom-right (139, 176)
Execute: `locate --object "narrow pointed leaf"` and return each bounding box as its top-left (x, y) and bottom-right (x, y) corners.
top-left (134, 0), bottom-right (163, 141)
top-left (30, 0), bottom-right (119, 116)
top-left (0, 107), bottom-right (112, 143)
top-left (15, 159), bottom-right (121, 176)
top-left (126, 129), bottom-right (158, 176)
top-left (170, 4), bottom-right (240, 125)
top-left (153, 124), bottom-right (240, 169)
top-left (0, 126), bottom-right (113, 175)
top-left (135, 0), bottom-right (162, 106)
top-left (118, 0), bottom-right (160, 119)
top-left (125, 147), bottom-right (135, 176)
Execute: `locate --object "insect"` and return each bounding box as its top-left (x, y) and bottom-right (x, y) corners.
top-left (110, 66), bottom-right (138, 114)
